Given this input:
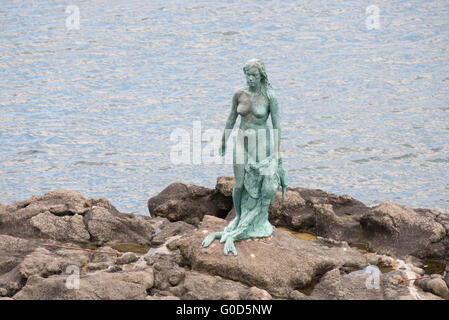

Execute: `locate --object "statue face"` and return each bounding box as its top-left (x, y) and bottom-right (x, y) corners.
top-left (246, 66), bottom-right (261, 89)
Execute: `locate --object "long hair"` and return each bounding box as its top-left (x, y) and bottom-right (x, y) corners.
top-left (242, 59), bottom-right (273, 100)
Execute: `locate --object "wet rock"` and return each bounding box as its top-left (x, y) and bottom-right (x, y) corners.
top-left (177, 215), bottom-right (368, 298)
top-left (147, 181), bottom-right (233, 226)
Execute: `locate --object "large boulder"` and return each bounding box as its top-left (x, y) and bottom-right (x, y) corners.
top-left (84, 206), bottom-right (155, 245)
top-left (13, 268), bottom-right (154, 300)
top-left (360, 203), bottom-right (447, 258)
top-left (310, 267), bottom-right (443, 300)
top-left (176, 215), bottom-right (369, 298)
top-left (158, 178), bottom-right (448, 261)
top-left (147, 180), bottom-right (233, 225)
top-left (0, 190), bottom-right (158, 246)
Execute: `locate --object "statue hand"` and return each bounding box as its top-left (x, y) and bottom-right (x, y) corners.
top-left (219, 142), bottom-right (226, 156)
top-left (277, 160), bottom-right (288, 202)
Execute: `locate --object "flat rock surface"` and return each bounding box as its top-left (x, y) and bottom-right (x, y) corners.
top-left (177, 215), bottom-right (369, 298)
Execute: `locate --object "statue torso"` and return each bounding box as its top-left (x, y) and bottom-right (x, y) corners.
top-left (236, 89), bottom-right (270, 126)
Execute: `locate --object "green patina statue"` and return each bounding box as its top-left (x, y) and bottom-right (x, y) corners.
top-left (202, 59), bottom-right (288, 256)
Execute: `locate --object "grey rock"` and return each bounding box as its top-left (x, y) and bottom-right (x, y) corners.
top-left (426, 278), bottom-right (449, 298)
top-left (85, 206), bottom-right (155, 245)
top-left (115, 252), bottom-right (139, 265)
top-left (147, 182), bottom-right (233, 226)
top-left (181, 271), bottom-right (249, 300)
top-left (30, 212), bottom-right (90, 243)
top-left (360, 203), bottom-right (447, 258)
top-left (244, 287), bottom-right (272, 300)
top-left (177, 215), bottom-right (368, 298)
top-left (14, 269), bottom-right (154, 300)
top-left (151, 221), bottom-right (195, 246)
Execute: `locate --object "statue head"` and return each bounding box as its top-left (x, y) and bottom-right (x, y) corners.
top-left (243, 59), bottom-right (272, 96)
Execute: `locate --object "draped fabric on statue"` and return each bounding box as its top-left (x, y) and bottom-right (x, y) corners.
top-left (224, 154), bottom-right (280, 241)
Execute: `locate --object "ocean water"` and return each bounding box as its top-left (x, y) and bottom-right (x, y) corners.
top-left (0, 0), bottom-right (448, 215)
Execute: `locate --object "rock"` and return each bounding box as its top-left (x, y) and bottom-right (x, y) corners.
top-left (84, 206), bottom-right (155, 245)
top-left (115, 252), bottom-right (139, 265)
top-left (215, 176), bottom-right (234, 197)
top-left (151, 221), bottom-right (195, 246)
top-left (146, 295), bottom-right (180, 300)
top-left (0, 235), bottom-right (41, 296)
top-left (19, 247), bottom-right (90, 279)
top-left (145, 253), bottom-right (186, 293)
top-left (0, 191), bottom-right (89, 239)
top-left (181, 271), bottom-right (249, 300)
top-left (426, 278), bottom-right (449, 299)
top-left (0, 288), bottom-right (8, 296)
top-left (360, 203), bottom-right (447, 258)
top-left (245, 287), bottom-right (272, 300)
top-left (147, 181), bottom-right (233, 226)
top-left (30, 212), bottom-right (90, 243)
top-left (309, 268), bottom-right (383, 300)
top-left (14, 269), bottom-right (154, 300)
top-left (0, 191), bottom-right (157, 246)
top-left (148, 178), bottom-right (449, 262)
top-left (177, 215), bottom-right (368, 298)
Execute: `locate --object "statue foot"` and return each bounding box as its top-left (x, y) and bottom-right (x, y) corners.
top-left (202, 232), bottom-right (222, 247)
top-left (224, 237), bottom-right (237, 256)
top-left (220, 232), bottom-right (232, 244)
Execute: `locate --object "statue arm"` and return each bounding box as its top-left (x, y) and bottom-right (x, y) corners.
top-left (269, 90), bottom-right (288, 199)
top-left (220, 91), bottom-right (239, 154)
top-left (269, 90), bottom-right (281, 162)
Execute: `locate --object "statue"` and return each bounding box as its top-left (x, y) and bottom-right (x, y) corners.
top-left (202, 59), bottom-right (288, 256)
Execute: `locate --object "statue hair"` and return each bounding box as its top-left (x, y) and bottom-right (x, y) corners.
top-left (243, 59), bottom-right (273, 100)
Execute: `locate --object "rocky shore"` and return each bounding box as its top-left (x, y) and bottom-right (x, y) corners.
top-left (0, 177), bottom-right (448, 300)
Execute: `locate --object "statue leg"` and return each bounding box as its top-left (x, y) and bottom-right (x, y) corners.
top-left (222, 163), bottom-right (244, 238)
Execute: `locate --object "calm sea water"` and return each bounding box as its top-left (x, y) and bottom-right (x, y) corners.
top-left (1, 0), bottom-right (448, 215)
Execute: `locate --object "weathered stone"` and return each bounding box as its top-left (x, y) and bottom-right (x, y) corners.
top-left (360, 203), bottom-right (447, 258)
top-left (181, 271), bottom-right (249, 300)
top-left (426, 278), bottom-right (449, 299)
top-left (30, 212), bottom-right (90, 243)
top-left (19, 247), bottom-right (90, 279)
top-left (14, 269), bottom-right (154, 300)
top-left (85, 206), bottom-right (155, 245)
top-left (147, 182), bottom-right (232, 226)
top-left (244, 286), bottom-right (272, 300)
top-left (115, 252), bottom-right (139, 265)
top-left (151, 221), bottom-right (195, 246)
top-left (177, 215), bottom-right (368, 298)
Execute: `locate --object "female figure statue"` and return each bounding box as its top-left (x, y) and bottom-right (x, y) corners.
top-left (202, 59), bottom-right (287, 256)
